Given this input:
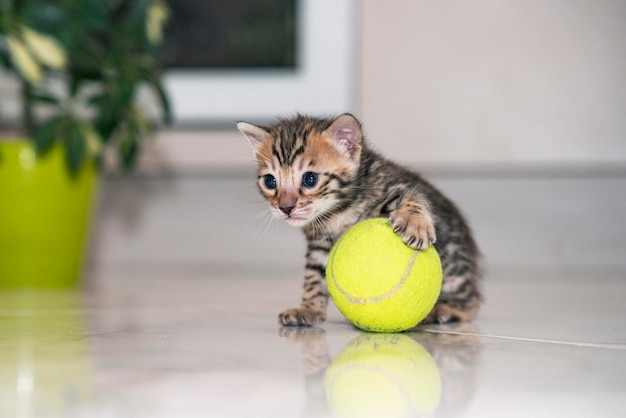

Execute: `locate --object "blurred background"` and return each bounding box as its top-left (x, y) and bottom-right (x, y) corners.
top-left (1, 1), bottom-right (625, 416)
top-left (1, 0), bottom-right (625, 281)
top-left (90, 0), bottom-right (626, 281)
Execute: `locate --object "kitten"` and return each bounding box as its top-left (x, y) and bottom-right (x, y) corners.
top-left (238, 114), bottom-right (482, 326)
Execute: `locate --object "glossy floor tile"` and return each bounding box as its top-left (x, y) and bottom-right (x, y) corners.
top-left (1, 266), bottom-right (624, 418)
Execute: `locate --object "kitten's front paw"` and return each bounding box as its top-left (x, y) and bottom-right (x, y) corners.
top-left (279, 307), bottom-right (325, 327)
top-left (390, 209), bottom-right (436, 250)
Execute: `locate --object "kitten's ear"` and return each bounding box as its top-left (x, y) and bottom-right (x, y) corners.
top-left (237, 122), bottom-right (270, 151)
top-left (326, 114), bottom-right (362, 160)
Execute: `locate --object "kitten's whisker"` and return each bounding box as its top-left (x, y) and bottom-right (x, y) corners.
top-left (311, 209), bottom-right (336, 237)
top-left (257, 210), bottom-right (277, 242)
top-left (259, 214), bottom-right (272, 240)
top-left (243, 206), bottom-right (275, 243)
top-left (235, 198), bottom-right (268, 208)
top-left (243, 211), bottom-right (267, 234)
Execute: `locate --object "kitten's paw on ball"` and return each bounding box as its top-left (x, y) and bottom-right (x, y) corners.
top-left (389, 210), bottom-right (436, 250)
top-left (279, 307), bottom-right (325, 326)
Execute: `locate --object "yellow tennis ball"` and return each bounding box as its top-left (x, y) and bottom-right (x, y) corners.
top-left (327, 218), bottom-right (442, 332)
top-left (325, 334), bottom-right (442, 418)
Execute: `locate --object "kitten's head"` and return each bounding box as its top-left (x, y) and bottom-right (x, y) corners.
top-left (238, 114), bottom-right (363, 228)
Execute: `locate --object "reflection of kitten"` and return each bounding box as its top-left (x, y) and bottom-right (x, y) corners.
top-left (417, 324), bottom-right (483, 416)
top-left (279, 328), bottom-right (331, 418)
top-left (239, 114), bottom-right (482, 326)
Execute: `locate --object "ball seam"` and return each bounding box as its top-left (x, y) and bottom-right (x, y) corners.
top-left (329, 249), bottom-right (420, 305)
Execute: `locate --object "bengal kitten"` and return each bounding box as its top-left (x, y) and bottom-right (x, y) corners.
top-left (238, 114), bottom-right (482, 326)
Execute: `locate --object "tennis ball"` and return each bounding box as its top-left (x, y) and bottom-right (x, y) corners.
top-left (327, 218), bottom-right (442, 332)
top-left (325, 334), bottom-right (441, 418)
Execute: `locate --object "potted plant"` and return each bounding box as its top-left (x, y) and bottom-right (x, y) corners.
top-left (0, 0), bottom-right (171, 287)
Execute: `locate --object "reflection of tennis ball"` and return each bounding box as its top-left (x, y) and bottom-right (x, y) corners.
top-left (326, 334), bottom-right (441, 418)
top-left (327, 218), bottom-right (442, 332)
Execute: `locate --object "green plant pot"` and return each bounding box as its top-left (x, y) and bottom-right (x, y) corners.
top-left (0, 139), bottom-right (98, 288)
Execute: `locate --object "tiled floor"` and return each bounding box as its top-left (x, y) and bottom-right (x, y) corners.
top-left (2, 174), bottom-right (626, 417)
top-left (1, 265), bottom-right (625, 418)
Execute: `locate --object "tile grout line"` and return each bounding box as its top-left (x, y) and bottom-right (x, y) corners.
top-left (421, 329), bottom-right (626, 350)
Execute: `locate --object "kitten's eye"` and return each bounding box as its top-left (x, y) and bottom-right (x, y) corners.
top-left (302, 172), bottom-right (318, 188)
top-left (263, 174), bottom-right (277, 190)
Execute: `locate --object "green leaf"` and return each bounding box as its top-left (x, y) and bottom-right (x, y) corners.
top-left (86, 92), bottom-right (105, 106)
top-left (6, 34), bottom-right (43, 84)
top-left (68, 75), bottom-right (82, 97)
top-left (26, 89), bottom-right (59, 105)
top-left (22, 3), bottom-right (68, 32)
top-left (118, 127), bottom-right (139, 170)
top-left (81, 122), bottom-right (103, 157)
top-left (123, 0), bottom-right (151, 30)
top-left (127, 105), bottom-right (152, 135)
top-left (95, 116), bottom-right (117, 143)
top-left (65, 123), bottom-right (87, 174)
top-left (0, 48), bottom-right (11, 68)
top-left (150, 73), bottom-right (172, 125)
top-left (32, 114), bottom-right (65, 154)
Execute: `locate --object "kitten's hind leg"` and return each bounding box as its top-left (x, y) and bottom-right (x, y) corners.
top-left (423, 296), bottom-right (481, 324)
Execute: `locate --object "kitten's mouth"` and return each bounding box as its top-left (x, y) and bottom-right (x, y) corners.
top-left (276, 209), bottom-right (312, 227)
top-left (272, 203), bottom-right (313, 227)
top-left (284, 214), bottom-right (310, 226)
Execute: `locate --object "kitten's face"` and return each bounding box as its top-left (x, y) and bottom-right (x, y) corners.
top-left (238, 114), bottom-right (362, 228)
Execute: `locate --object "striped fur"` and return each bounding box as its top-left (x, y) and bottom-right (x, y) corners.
top-left (238, 114), bottom-right (482, 326)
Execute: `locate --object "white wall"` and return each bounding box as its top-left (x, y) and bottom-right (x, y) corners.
top-left (139, 1), bottom-right (626, 171)
top-left (360, 0), bottom-right (626, 167)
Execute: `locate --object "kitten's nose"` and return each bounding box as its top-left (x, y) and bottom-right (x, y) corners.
top-left (279, 205), bottom-right (295, 215)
